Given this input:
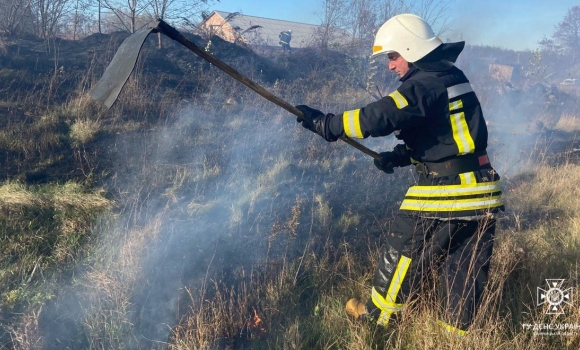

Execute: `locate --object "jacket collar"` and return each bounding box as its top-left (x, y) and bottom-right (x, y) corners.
top-left (400, 65), bottom-right (421, 82)
top-left (413, 41), bottom-right (465, 71)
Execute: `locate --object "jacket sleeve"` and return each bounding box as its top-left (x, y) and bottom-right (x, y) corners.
top-left (328, 80), bottom-right (438, 139)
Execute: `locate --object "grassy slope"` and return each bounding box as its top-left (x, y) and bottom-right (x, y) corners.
top-left (0, 33), bottom-right (580, 350)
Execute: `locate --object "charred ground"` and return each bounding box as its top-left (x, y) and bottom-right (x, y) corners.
top-left (1, 30), bottom-right (580, 350)
top-left (0, 30), bottom-right (376, 185)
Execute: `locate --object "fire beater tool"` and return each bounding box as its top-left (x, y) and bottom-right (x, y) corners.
top-left (89, 19), bottom-right (380, 160)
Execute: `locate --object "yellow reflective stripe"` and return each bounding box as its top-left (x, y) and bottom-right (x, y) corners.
top-left (371, 288), bottom-right (404, 312)
top-left (449, 99), bottom-right (463, 111)
top-left (437, 320), bottom-right (467, 336)
top-left (405, 181), bottom-right (501, 197)
top-left (389, 90), bottom-right (408, 109)
top-left (450, 112), bottom-right (475, 155)
top-left (371, 256), bottom-right (411, 326)
top-left (386, 256), bottom-right (411, 303)
top-left (400, 196), bottom-right (504, 211)
top-left (343, 109), bottom-right (364, 138)
top-left (374, 301), bottom-right (403, 325)
top-left (372, 288), bottom-right (394, 325)
top-left (459, 172), bottom-right (476, 185)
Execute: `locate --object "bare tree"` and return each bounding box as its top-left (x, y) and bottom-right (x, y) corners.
top-left (31, 0), bottom-right (72, 39)
top-left (375, 0), bottom-right (410, 25)
top-left (317, 0), bottom-right (453, 52)
top-left (372, 0), bottom-right (454, 39)
top-left (316, 0), bottom-right (349, 49)
top-left (96, 0), bottom-right (101, 32)
top-left (347, 0), bottom-right (375, 43)
top-left (149, 0), bottom-right (169, 47)
top-left (83, 0), bottom-right (103, 33)
top-left (0, 0), bottom-right (35, 35)
top-left (68, 0), bottom-right (94, 39)
top-left (552, 6), bottom-right (580, 62)
top-left (408, 0), bottom-right (454, 35)
top-left (539, 37), bottom-right (560, 55)
top-left (101, 0), bottom-right (147, 33)
top-left (148, 0), bottom-right (211, 48)
top-left (81, 0), bottom-right (110, 34)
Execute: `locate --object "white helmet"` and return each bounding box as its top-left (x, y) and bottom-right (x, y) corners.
top-left (372, 14), bottom-right (442, 62)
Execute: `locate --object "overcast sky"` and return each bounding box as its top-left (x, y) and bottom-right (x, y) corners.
top-left (209, 0), bottom-right (578, 51)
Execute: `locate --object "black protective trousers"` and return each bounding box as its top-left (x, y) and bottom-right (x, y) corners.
top-left (366, 213), bottom-right (495, 333)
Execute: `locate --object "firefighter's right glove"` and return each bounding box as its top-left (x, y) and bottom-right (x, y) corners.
top-left (373, 144), bottom-right (411, 174)
top-left (295, 105), bottom-right (338, 142)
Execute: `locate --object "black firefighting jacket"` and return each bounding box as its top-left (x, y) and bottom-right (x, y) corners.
top-left (327, 64), bottom-right (504, 218)
top-left (279, 31), bottom-right (291, 45)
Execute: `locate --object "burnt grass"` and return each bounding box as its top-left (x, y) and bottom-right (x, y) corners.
top-left (1, 30), bottom-right (578, 186)
top-left (1, 29), bottom-right (577, 186)
top-left (0, 30), bottom-right (384, 349)
top-left (1, 30), bottom-right (580, 349)
top-left (0, 29), bottom-right (374, 184)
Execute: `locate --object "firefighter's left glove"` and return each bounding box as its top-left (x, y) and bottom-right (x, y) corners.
top-left (374, 153), bottom-right (396, 174)
top-left (295, 105), bottom-right (338, 142)
top-left (374, 144), bottom-right (411, 174)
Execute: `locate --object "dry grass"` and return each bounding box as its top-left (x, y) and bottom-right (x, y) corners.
top-left (554, 113), bottom-right (580, 132)
top-left (0, 182), bottom-right (38, 206)
top-left (0, 181), bottom-right (111, 211)
top-left (70, 118), bottom-right (101, 145)
top-left (3, 34), bottom-right (580, 350)
top-left (161, 160), bottom-right (580, 350)
top-left (0, 180), bottom-right (113, 323)
top-left (81, 213), bottom-right (167, 350)
top-left (1, 114), bottom-right (575, 349)
top-left (0, 37), bottom-right (6, 56)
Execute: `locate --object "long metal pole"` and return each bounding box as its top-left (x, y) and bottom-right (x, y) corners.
top-left (155, 20), bottom-right (381, 161)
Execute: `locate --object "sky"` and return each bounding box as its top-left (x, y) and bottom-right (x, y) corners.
top-left (207, 0), bottom-right (578, 51)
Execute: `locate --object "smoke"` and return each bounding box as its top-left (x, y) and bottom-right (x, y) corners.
top-left (97, 105), bottom-right (301, 344)
top-left (33, 89), bottom-right (403, 348)
top-left (453, 47), bottom-right (573, 179)
top-left (474, 83), bottom-right (541, 178)
top-left (127, 55), bottom-right (564, 327)
top-left (447, 0), bottom-right (580, 178)
top-left (34, 42), bottom-right (577, 349)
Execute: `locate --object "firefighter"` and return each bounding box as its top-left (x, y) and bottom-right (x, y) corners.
top-left (279, 29), bottom-right (292, 52)
top-left (295, 14), bottom-right (504, 336)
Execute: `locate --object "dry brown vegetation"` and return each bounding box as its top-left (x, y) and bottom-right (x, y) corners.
top-left (1, 32), bottom-right (580, 350)
top-left (555, 113), bottom-right (580, 132)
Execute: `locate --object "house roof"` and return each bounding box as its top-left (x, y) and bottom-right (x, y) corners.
top-left (207, 11), bottom-right (351, 48)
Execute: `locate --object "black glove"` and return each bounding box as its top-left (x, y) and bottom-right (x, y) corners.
top-left (295, 105), bottom-right (338, 142)
top-left (374, 144), bottom-right (411, 174)
top-left (374, 152), bottom-right (396, 174)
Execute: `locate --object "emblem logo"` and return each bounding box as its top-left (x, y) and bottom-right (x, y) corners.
top-left (537, 279), bottom-right (573, 315)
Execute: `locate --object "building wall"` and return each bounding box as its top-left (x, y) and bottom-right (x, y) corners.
top-left (200, 14), bottom-right (239, 43)
top-left (489, 64), bottom-right (514, 82)
top-left (199, 10), bottom-right (352, 49)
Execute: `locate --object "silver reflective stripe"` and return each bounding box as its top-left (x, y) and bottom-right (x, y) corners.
top-left (389, 90), bottom-right (408, 109)
top-left (459, 172), bottom-right (476, 185)
top-left (405, 182), bottom-right (501, 196)
top-left (371, 288), bottom-right (403, 312)
top-left (400, 197), bottom-right (504, 211)
top-left (447, 82), bottom-right (473, 99)
top-left (343, 109), bottom-right (363, 138)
